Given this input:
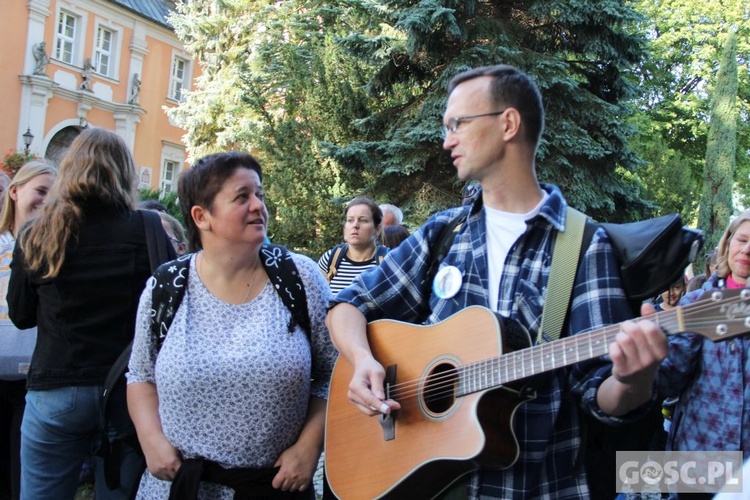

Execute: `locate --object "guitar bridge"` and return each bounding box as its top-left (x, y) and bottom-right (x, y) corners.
top-left (380, 364), bottom-right (397, 441)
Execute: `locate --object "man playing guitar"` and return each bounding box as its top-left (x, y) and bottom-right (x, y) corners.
top-left (326, 65), bottom-right (667, 499)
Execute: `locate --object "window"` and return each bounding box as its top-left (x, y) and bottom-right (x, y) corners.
top-left (55, 11), bottom-right (77, 64)
top-left (160, 142), bottom-right (185, 194)
top-left (94, 27), bottom-right (114, 77)
top-left (169, 56), bottom-right (189, 101)
top-left (160, 160), bottom-right (178, 194)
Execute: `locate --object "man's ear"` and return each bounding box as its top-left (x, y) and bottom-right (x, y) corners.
top-left (191, 205), bottom-right (210, 232)
top-left (502, 108), bottom-right (522, 142)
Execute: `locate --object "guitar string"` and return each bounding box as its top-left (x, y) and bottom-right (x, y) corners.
top-left (399, 311), bottom-right (725, 404)
top-left (400, 302), bottom-right (742, 404)
top-left (397, 297), bottom-right (747, 403)
top-left (390, 309), bottom-right (683, 401)
top-left (383, 293), bottom-right (748, 403)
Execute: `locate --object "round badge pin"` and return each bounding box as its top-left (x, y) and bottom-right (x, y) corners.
top-left (433, 265), bottom-right (463, 299)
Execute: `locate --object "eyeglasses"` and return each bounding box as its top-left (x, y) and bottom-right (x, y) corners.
top-left (169, 237), bottom-right (181, 246)
top-left (442, 110), bottom-right (507, 139)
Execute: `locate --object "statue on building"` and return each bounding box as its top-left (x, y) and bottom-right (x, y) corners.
top-left (129, 73), bottom-right (141, 104)
top-left (32, 42), bottom-right (50, 76)
top-left (79, 58), bottom-right (94, 91)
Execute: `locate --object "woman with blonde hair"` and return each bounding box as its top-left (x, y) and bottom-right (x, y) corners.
top-left (0, 160), bottom-right (56, 500)
top-left (658, 209), bottom-right (750, 457)
top-left (7, 128), bottom-right (174, 500)
top-left (0, 172), bottom-right (11, 207)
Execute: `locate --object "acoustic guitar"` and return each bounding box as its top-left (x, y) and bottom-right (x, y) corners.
top-left (325, 288), bottom-right (750, 499)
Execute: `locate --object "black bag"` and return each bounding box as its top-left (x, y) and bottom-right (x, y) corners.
top-left (599, 213), bottom-right (703, 301)
top-left (96, 210), bottom-right (177, 495)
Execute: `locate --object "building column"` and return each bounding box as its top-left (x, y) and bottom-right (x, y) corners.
top-left (124, 26), bottom-right (149, 151)
top-left (114, 109), bottom-right (146, 152)
top-left (17, 75), bottom-right (55, 154)
top-left (25, 0), bottom-right (51, 75)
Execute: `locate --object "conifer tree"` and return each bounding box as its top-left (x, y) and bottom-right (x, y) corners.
top-left (168, 0), bottom-right (658, 253)
top-left (329, 0), bottom-right (655, 223)
top-left (698, 30), bottom-right (739, 250)
top-left (629, 0), bottom-right (750, 223)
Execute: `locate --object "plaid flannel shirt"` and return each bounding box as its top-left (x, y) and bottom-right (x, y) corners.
top-left (333, 184), bottom-right (655, 499)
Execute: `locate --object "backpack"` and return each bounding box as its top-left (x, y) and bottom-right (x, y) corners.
top-left (97, 243), bottom-right (311, 492)
top-left (150, 244), bottom-right (311, 349)
top-left (95, 209), bottom-right (176, 494)
top-left (324, 243), bottom-right (388, 283)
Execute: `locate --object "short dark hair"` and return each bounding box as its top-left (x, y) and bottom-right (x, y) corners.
top-left (344, 197), bottom-right (383, 228)
top-left (448, 65), bottom-right (545, 147)
top-left (178, 152), bottom-right (262, 251)
top-left (380, 224), bottom-right (410, 249)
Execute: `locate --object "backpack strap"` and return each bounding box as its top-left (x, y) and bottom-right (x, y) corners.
top-left (325, 244), bottom-right (348, 283)
top-left (424, 210), bottom-right (468, 293)
top-left (375, 245), bottom-right (389, 263)
top-left (539, 207), bottom-right (588, 343)
top-left (417, 209), bottom-right (469, 322)
top-left (98, 342), bottom-right (138, 460)
top-left (104, 212), bottom-right (177, 408)
top-left (260, 243), bottom-right (311, 339)
top-left (140, 209), bottom-right (177, 270)
top-left (150, 246), bottom-right (312, 348)
top-left (150, 256), bottom-right (191, 351)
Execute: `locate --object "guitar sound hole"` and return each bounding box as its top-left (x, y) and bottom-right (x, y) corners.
top-left (423, 363), bottom-right (457, 414)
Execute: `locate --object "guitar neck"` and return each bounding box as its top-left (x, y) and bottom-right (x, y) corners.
top-left (457, 307), bottom-right (688, 396)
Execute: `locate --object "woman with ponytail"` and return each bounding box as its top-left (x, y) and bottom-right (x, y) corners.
top-left (7, 128), bottom-right (174, 499)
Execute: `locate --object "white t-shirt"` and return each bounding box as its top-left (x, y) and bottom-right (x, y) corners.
top-left (485, 193), bottom-right (548, 310)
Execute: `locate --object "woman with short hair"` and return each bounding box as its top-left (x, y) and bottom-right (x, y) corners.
top-left (127, 152), bottom-right (336, 498)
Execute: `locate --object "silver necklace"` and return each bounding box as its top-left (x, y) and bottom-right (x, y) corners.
top-left (199, 253), bottom-right (260, 303)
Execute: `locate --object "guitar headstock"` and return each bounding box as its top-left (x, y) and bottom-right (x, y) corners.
top-left (680, 288), bottom-right (750, 342)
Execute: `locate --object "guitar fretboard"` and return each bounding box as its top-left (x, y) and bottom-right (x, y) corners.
top-left (456, 309), bottom-right (680, 396)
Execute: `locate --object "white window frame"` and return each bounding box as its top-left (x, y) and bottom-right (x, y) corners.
top-left (160, 160), bottom-right (178, 195)
top-left (159, 142), bottom-right (186, 195)
top-left (168, 53), bottom-right (192, 102)
top-left (94, 25), bottom-right (116, 78)
top-left (55, 10), bottom-right (78, 64)
top-left (52, 6), bottom-right (87, 68)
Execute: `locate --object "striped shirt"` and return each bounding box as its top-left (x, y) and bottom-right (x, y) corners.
top-left (333, 184), bottom-right (656, 499)
top-left (318, 246), bottom-right (385, 295)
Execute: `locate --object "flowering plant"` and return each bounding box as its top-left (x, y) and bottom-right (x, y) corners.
top-left (0, 150), bottom-right (38, 178)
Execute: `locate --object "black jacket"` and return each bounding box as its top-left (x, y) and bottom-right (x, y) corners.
top-left (8, 205), bottom-right (174, 390)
